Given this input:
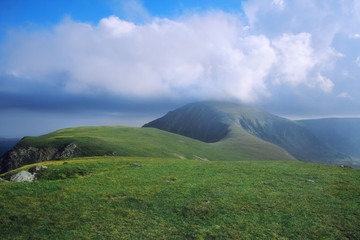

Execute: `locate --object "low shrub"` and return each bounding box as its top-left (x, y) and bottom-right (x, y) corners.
top-left (35, 165), bottom-right (91, 180)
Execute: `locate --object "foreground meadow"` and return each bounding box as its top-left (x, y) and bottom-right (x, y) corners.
top-left (1, 157), bottom-right (359, 239)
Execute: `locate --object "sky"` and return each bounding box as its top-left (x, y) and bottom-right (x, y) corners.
top-left (0, 0), bottom-right (359, 137)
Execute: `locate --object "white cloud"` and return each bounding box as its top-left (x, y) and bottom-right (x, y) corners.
top-left (337, 92), bottom-right (352, 99)
top-left (272, 32), bottom-right (316, 85)
top-left (356, 56), bottom-right (360, 66)
top-left (1, 0), bottom-right (359, 104)
top-left (98, 16), bottom-right (135, 36)
top-left (313, 74), bottom-right (334, 93)
top-left (272, 0), bottom-right (285, 10)
top-left (1, 13), bottom-right (277, 102)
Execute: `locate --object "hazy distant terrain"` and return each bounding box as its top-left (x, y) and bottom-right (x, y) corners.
top-left (0, 138), bottom-right (20, 156)
top-left (299, 118), bottom-right (360, 163)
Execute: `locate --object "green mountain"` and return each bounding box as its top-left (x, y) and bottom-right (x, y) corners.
top-left (0, 124), bottom-right (294, 174)
top-left (298, 118), bottom-right (360, 162)
top-left (143, 101), bottom-right (353, 166)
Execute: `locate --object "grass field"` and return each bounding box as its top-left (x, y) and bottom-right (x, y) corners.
top-left (1, 157), bottom-right (359, 239)
top-left (15, 125), bottom-right (295, 162)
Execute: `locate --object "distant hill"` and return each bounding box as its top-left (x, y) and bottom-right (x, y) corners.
top-left (0, 125), bottom-right (294, 174)
top-left (0, 138), bottom-right (20, 156)
top-left (1, 102), bottom-right (358, 173)
top-left (298, 118), bottom-right (360, 162)
top-left (144, 101), bottom-right (354, 166)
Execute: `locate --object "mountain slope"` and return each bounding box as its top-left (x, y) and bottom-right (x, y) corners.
top-left (144, 102), bottom-right (296, 162)
top-left (298, 118), bottom-right (360, 162)
top-left (0, 126), bottom-right (213, 173)
top-left (0, 125), bottom-right (294, 174)
top-left (143, 101), bottom-right (352, 166)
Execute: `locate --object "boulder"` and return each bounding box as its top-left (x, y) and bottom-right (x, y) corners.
top-left (131, 163), bottom-right (143, 167)
top-left (28, 165), bottom-right (48, 174)
top-left (10, 170), bottom-right (34, 182)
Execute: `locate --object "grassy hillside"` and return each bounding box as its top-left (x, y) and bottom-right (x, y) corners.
top-left (1, 125), bottom-right (295, 173)
top-left (1, 157), bottom-right (359, 239)
top-left (18, 125), bottom-right (295, 162)
top-left (144, 101), bottom-right (351, 165)
top-left (143, 102), bottom-right (297, 162)
top-left (18, 126), bottom-right (221, 159)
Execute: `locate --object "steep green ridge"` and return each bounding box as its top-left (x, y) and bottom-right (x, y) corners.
top-left (143, 102), bottom-right (295, 162)
top-left (299, 118), bottom-right (360, 162)
top-left (1, 157), bottom-right (359, 239)
top-left (0, 125), bottom-right (293, 174)
top-left (144, 101), bottom-right (351, 165)
top-left (143, 103), bottom-right (230, 142)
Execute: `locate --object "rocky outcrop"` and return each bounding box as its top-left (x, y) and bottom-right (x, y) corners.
top-left (28, 165), bottom-right (48, 174)
top-left (0, 142), bottom-right (79, 174)
top-left (10, 170), bottom-right (35, 182)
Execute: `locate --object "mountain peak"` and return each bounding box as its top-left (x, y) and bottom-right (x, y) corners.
top-left (143, 101), bottom-right (353, 165)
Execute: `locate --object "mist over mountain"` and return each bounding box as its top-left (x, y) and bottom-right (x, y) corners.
top-left (299, 118), bottom-right (360, 162)
top-left (144, 101), bottom-right (354, 166)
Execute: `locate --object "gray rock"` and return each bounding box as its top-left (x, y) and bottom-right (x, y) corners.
top-left (0, 142), bottom-right (80, 174)
top-left (131, 163), bottom-right (143, 167)
top-left (10, 170), bottom-right (34, 182)
top-left (340, 164), bottom-right (352, 168)
top-left (307, 179), bottom-right (315, 183)
top-left (28, 165), bottom-right (48, 174)
top-left (54, 143), bottom-right (77, 159)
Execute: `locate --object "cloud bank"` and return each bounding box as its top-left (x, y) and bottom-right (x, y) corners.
top-left (1, 0), bottom-right (359, 106)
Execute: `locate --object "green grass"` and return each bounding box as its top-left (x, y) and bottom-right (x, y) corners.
top-left (213, 125), bottom-right (296, 161)
top-left (17, 126), bottom-right (295, 162)
top-left (1, 157), bottom-right (359, 239)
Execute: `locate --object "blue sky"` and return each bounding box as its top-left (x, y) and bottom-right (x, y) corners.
top-left (0, 0), bottom-right (360, 137)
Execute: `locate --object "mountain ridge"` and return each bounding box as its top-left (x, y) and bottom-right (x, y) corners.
top-left (298, 118), bottom-right (360, 163)
top-left (143, 101), bottom-right (354, 166)
top-left (1, 101), bottom-right (358, 173)
top-left (0, 125), bottom-right (295, 174)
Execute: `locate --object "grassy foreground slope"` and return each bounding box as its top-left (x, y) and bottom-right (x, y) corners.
top-left (1, 125), bottom-right (295, 173)
top-left (1, 157), bottom-right (359, 239)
